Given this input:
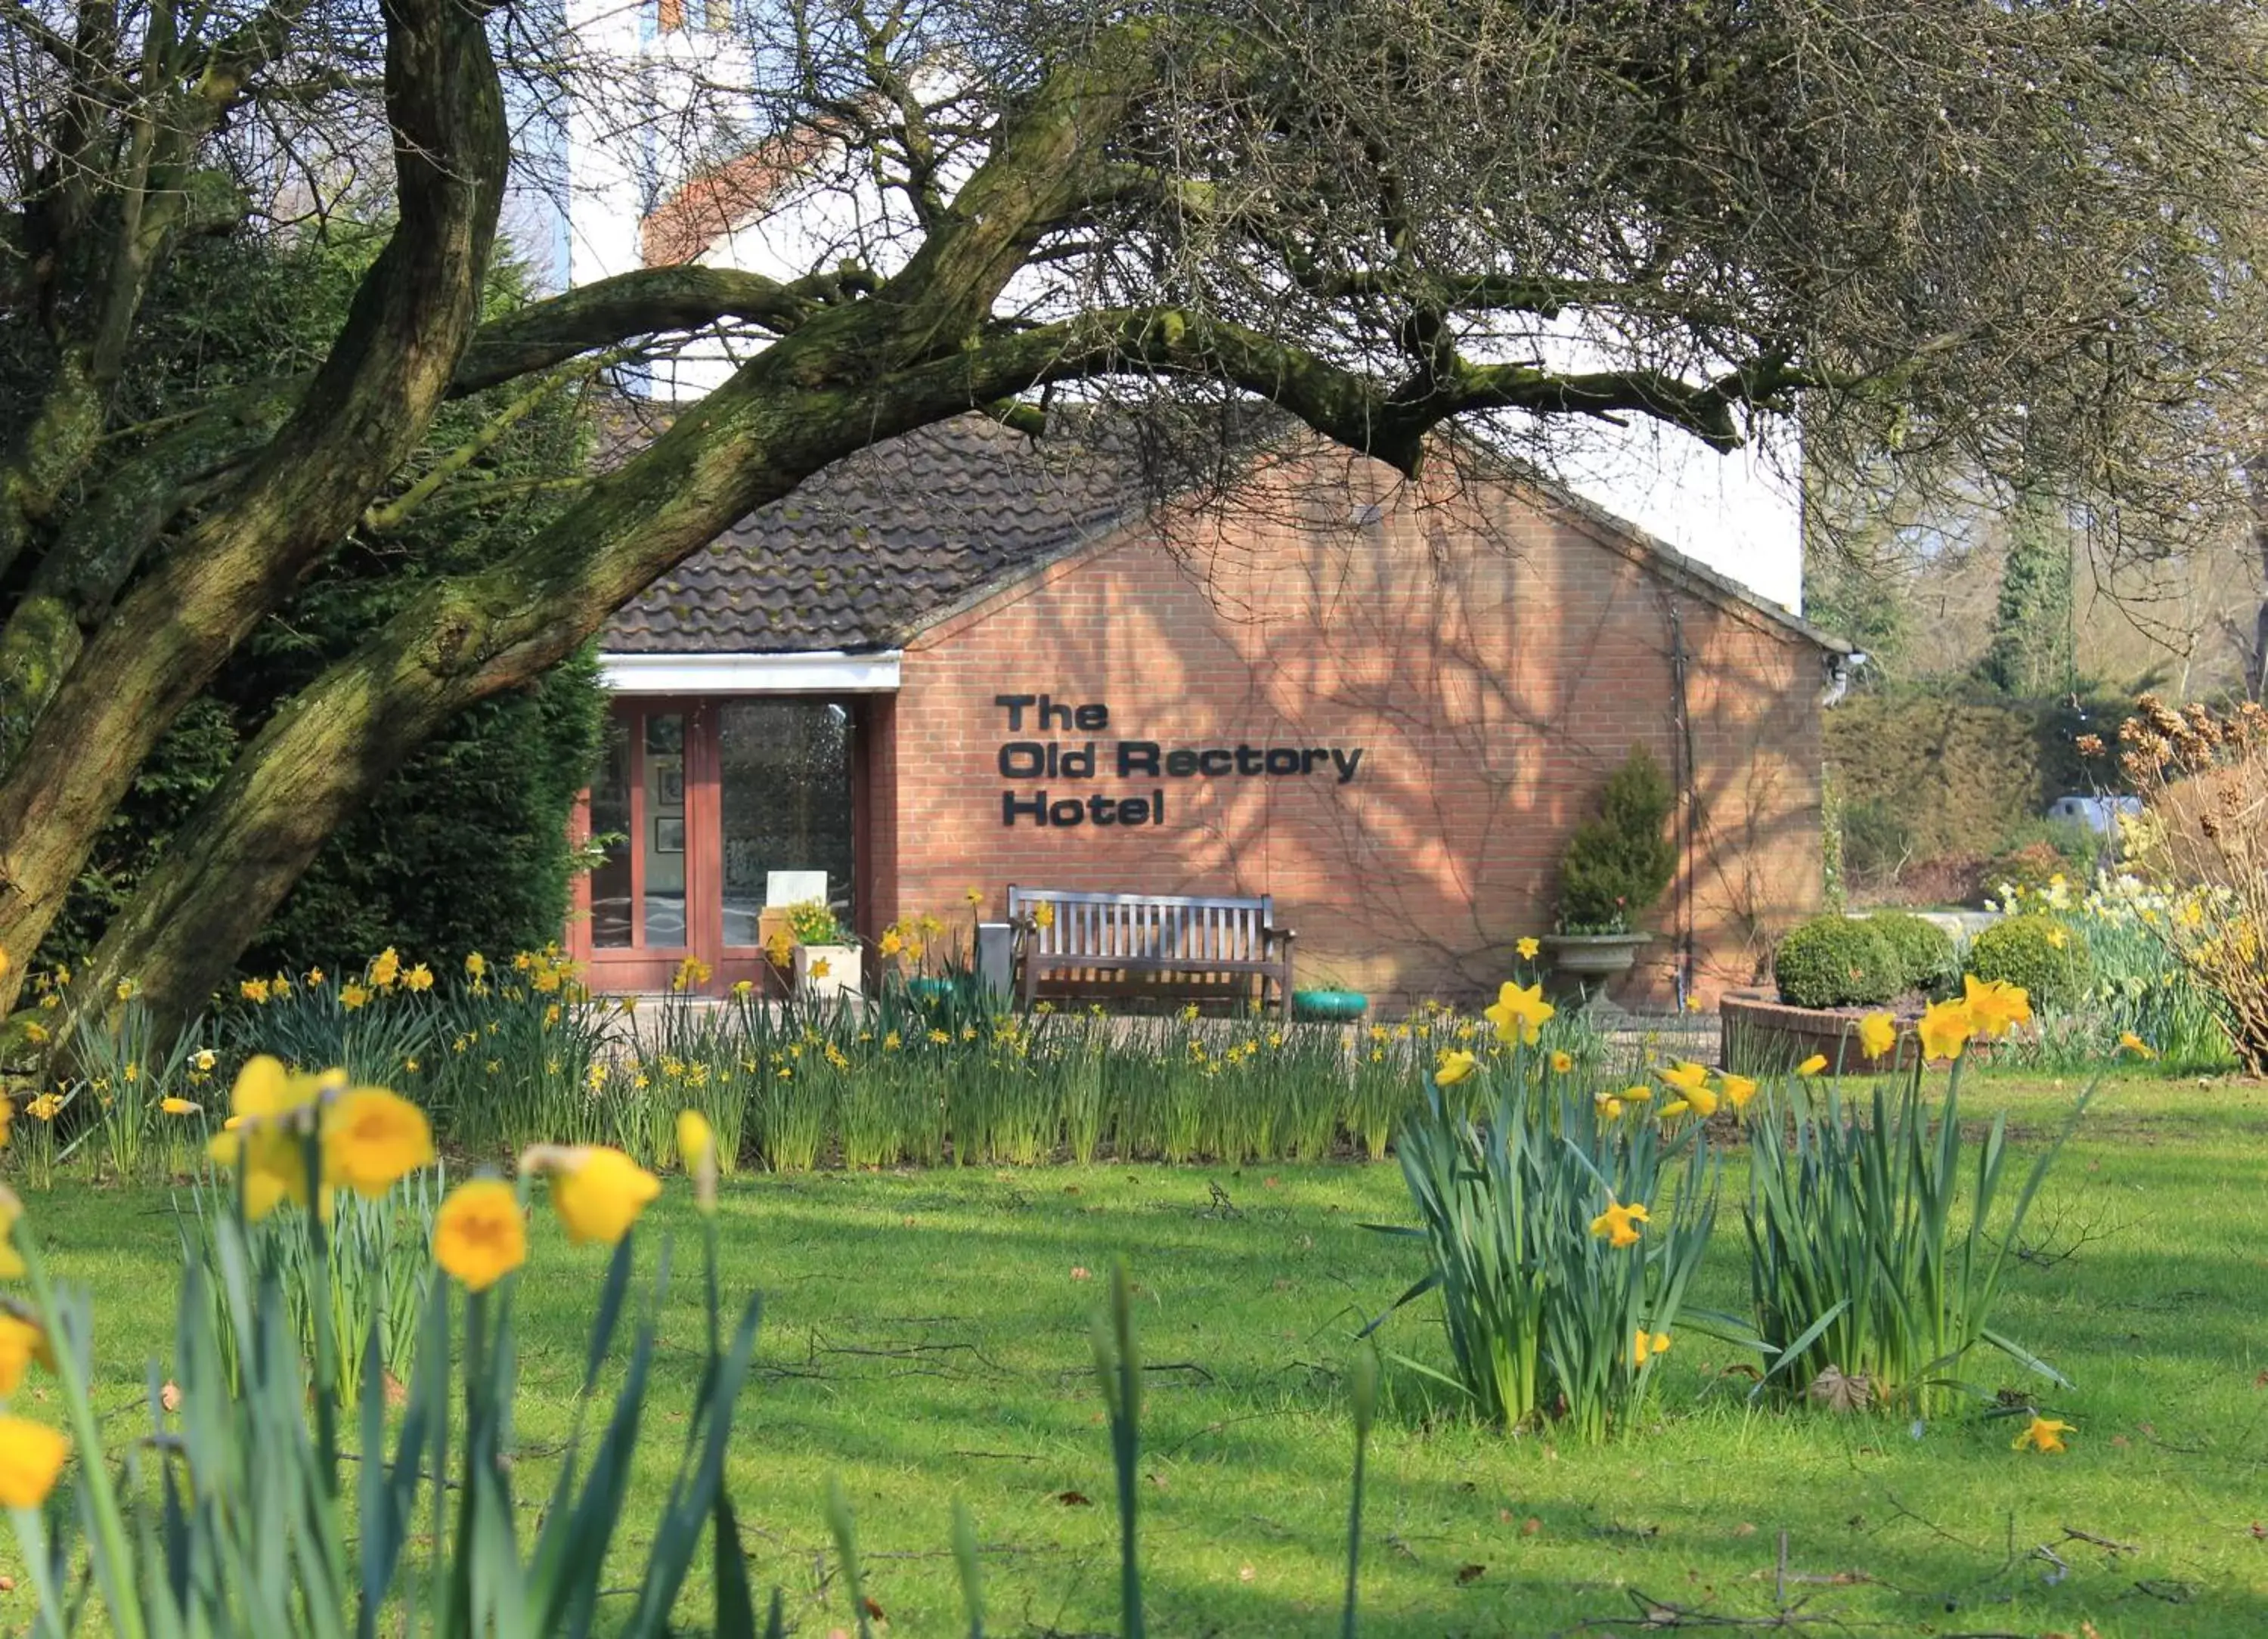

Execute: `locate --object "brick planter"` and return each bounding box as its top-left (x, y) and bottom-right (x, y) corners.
top-left (1718, 990), bottom-right (1924, 1073)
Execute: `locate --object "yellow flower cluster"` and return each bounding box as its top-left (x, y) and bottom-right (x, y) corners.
top-left (1590, 1198), bottom-right (1650, 1248)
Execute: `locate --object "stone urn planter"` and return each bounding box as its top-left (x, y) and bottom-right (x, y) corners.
top-left (793, 943), bottom-right (862, 1002)
top-left (1540, 932), bottom-right (1652, 979)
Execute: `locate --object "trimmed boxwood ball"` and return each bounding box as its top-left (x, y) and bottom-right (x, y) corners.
top-left (1964, 913), bottom-right (2092, 1014)
top-left (1773, 915), bottom-right (1901, 1009)
top-left (1866, 911), bottom-right (1960, 999)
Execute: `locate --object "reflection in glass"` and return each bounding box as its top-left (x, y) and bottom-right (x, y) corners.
top-left (643, 711), bottom-right (687, 947)
top-left (717, 700), bottom-right (855, 945)
top-left (587, 714), bottom-right (633, 947)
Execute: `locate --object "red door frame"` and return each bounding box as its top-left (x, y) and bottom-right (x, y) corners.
top-left (567, 694), bottom-right (873, 996)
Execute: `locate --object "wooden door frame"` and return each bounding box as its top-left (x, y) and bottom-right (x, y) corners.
top-left (569, 692), bottom-right (871, 996)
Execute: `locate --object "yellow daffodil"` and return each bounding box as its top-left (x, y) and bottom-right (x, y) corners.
top-left (113, 978), bottom-right (135, 1002)
top-left (305, 967), bottom-right (325, 987)
top-left (1516, 936), bottom-right (1541, 961)
top-left (1596, 1092), bottom-right (1625, 1120)
top-left (0, 1187), bottom-right (23, 1278)
top-left (1856, 1012), bottom-right (1898, 1061)
top-left (677, 1109), bottom-right (714, 1170)
top-left (1796, 1054), bottom-right (1828, 1077)
top-left (1960, 974), bottom-right (2031, 1041)
top-left (1631, 1328), bottom-right (1672, 1366)
top-left (2012, 1416), bottom-right (2074, 1454)
top-left (206, 1058), bottom-right (326, 1220)
top-left (1588, 1199), bottom-right (1650, 1249)
top-left (240, 978), bottom-right (271, 1005)
top-left (465, 952), bottom-right (487, 980)
top-left (323, 1089), bottom-right (435, 1197)
top-left (1483, 981), bottom-right (1555, 1048)
top-left (369, 947), bottom-right (401, 989)
top-left (1621, 1083), bottom-right (1653, 1102)
top-left (810, 957), bottom-right (832, 981)
top-left (1659, 1061), bottom-right (1710, 1097)
top-left (1684, 993), bottom-right (1705, 1012)
top-left (965, 885), bottom-right (985, 906)
top-left (433, 1180), bottom-right (526, 1292)
top-left (1033, 901), bottom-right (1055, 929)
top-left (160, 1098), bottom-right (200, 1117)
top-left (192, 1049), bottom-right (216, 1073)
top-left (0, 1313), bottom-right (51, 1395)
top-left (1917, 998), bottom-right (1976, 1062)
top-left (1719, 1074), bottom-right (1758, 1113)
top-left (527, 1146), bottom-right (662, 1247)
top-left (878, 929), bottom-right (904, 959)
top-left (1659, 1098), bottom-right (1690, 1118)
top-left (340, 982), bottom-right (371, 1012)
top-left (22, 1024), bottom-right (46, 1046)
top-left (404, 963), bottom-right (434, 993)
top-left (1548, 1049), bottom-right (1573, 1074)
top-left (1434, 1049), bottom-right (1479, 1087)
top-left (2118, 1031), bottom-right (2158, 1060)
top-left (0, 1417), bottom-right (70, 1507)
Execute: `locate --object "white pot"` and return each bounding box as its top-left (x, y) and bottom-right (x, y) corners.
top-left (793, 943), bottom-right (862, 1001)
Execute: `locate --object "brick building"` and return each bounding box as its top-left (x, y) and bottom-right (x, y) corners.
top-left (569, 417), bottom-right (1851, 1009)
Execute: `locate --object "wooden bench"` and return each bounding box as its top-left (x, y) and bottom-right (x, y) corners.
top-left (1007, 887), bottom-right (1296, 1016)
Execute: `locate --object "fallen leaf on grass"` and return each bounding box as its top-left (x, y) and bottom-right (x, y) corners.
top-left (863, 1597), bottom-right (886, 1622)
top-left (1070, 1266), bottom-right (1092, 1281)
top-left (1238, 1565), bottom-right (1255, 1583)
top-left (1455, 1564), bottom-right (1486, 1585)
top-left (1055, 1490), bottom-right (1092, 1507)
top-left (1522, 1517), bottom-right (1541, 1536)
top-left (1806, 1365), bottom-right (1874, 1412)
top-left (160, 1380), bottom-right (181, 1413)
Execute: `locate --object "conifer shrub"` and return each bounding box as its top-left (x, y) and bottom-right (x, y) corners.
top-left (1557, 745), bottom-right (1678, 933)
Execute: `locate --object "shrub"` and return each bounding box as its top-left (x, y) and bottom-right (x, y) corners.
top-left (2112, 695), bottom-right (2268, 1072)
top-left (1772, 916), bottom-right (1901, 1009)
top-left (1865, 911), bottom-right (1959, 998)
top-left (1965, 913), bottom-right (2092, 1013)
top-left (1557, 745), bottom-right (1677, 933)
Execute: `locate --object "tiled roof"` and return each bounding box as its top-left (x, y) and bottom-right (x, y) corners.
top-left (602, 416), bottom-right (1148, 654)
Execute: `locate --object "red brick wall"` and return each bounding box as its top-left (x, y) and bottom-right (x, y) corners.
top-left (883, 448), bottom-right (1826, 1009)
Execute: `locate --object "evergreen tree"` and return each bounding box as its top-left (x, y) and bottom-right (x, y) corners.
top-left (1981, 495), bottom-right (2075, 696)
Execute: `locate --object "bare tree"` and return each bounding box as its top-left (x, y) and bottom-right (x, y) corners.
top-left (4, 0), bottom-right (2266, 1031)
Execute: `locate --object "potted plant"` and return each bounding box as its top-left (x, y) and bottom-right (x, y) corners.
top-left (1542, 744), bottom-right (1676, 983)
top-left (782, 900), bottom-right (862, 1002)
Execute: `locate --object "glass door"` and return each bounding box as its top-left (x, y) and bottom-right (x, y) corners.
top-left (714, 699), bottom-right (857, 950)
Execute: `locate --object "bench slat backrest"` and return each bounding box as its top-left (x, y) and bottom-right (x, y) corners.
top-left (1009, 887), bottom-right (1275, 962)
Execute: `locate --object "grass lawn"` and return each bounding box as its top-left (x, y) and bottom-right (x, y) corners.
top-left (8, 1069), bottom-right (2268, 1636)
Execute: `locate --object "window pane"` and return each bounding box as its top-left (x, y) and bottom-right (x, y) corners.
top-left (587, 714), bottom-right (633, 948)
top-left (717, 700), bottom-right (854, 945)
top-left (643, 711), bottom-right (687, 947)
